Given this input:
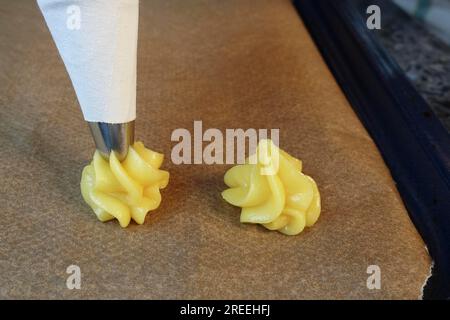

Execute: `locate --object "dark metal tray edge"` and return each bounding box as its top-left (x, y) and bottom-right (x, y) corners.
top-left (294, 0), bottom-right (450, 299)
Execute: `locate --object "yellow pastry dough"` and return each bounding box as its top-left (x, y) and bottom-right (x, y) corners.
top-left (222, 139), bottom-right (321, 235)
top-left (80, 141), bottom-right (169, 227)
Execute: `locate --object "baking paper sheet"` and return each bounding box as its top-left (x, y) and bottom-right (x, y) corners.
top-left (0, 0), bottom-right (430, 299)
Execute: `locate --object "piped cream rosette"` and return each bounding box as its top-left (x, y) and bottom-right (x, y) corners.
top-left (222, 139), bottom-right (320, 235)
top-left (81, 142), bottom-right (169, 227)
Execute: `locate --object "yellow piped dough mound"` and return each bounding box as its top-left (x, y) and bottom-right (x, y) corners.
top-left (80, 142), bottom-right (169, 227)
top-left (222, 139), bottom-right (321, 235)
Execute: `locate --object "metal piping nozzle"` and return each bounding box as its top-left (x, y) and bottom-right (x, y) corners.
top-left (88, 121), bottom-right (135, 161)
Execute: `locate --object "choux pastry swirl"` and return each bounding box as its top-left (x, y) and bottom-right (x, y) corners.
top-left (222, 139), bottom-right (320, 235)
top-left (80, 141), bottom-right (169, 227)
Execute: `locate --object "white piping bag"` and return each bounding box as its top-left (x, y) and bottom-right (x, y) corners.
top-left (37, 0), bottom-right (139, 160)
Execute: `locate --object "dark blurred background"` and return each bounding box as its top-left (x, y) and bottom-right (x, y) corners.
top-left (377, 0), bottom-right (450, 131)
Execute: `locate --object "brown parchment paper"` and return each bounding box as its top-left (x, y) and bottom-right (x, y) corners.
top-left (0, 0), bottom-right (431, 299)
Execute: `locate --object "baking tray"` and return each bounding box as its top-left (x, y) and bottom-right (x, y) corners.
top-left (294, 0), bottom-right (450, 299)
top-left (0, 0), bottom-right (437, 299)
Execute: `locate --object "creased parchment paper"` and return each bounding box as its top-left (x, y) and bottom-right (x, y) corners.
top-left (0, 0), bottom-right (430, 299)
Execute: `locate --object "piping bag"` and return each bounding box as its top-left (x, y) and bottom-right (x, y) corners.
top-left (38, 0), bottom-right (139, 160)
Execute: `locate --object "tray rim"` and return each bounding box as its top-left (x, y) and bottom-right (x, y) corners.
top-left (293, 0), bottom-right (450, 299)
